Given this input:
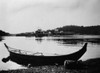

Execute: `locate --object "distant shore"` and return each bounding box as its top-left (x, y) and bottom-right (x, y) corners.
top-left (0, 58), bottom-right (100, 73)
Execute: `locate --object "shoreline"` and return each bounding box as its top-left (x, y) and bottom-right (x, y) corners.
top-left (0, 58), bottom-right (100, 73)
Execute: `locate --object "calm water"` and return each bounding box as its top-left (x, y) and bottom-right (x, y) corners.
top-left (0, 35), bottom-right (100, 70)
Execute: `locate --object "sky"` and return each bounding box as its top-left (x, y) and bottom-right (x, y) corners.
top-left (0, 0), bottom-right (100, 33)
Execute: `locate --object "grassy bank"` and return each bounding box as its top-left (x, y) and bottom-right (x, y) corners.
top-left (0, 58), bottom-right (100, 73)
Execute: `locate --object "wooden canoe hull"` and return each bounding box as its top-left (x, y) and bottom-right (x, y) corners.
top-left (2, 43), bottom-right (87, 67)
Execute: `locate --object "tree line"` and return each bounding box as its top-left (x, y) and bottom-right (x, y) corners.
top-left (0, 25), bottom-right (100, 37)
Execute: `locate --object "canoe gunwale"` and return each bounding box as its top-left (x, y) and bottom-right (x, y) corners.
top-left (4, 43), bottom-right (87, 57)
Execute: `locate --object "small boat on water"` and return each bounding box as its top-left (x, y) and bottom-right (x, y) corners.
top-left (2, 43), bottom-right (87, 67)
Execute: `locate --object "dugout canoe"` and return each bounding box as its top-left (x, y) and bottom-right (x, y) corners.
top-left (2, 43), bottom-right (87, 67)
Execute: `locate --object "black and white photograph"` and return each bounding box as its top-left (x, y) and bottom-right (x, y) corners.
top-left (0, 0), bottom-right (100, 73)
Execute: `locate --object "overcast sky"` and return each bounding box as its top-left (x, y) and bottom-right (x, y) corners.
top-left (0, 0), bottom-right (100, 33)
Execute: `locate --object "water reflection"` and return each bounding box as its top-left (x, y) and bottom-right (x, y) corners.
top-left (53, 38), bottom-right (100, 45)
top-left (0, 36), bottom-right (3, 41)
top-left (35, 37), bottom-right (43, 43)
